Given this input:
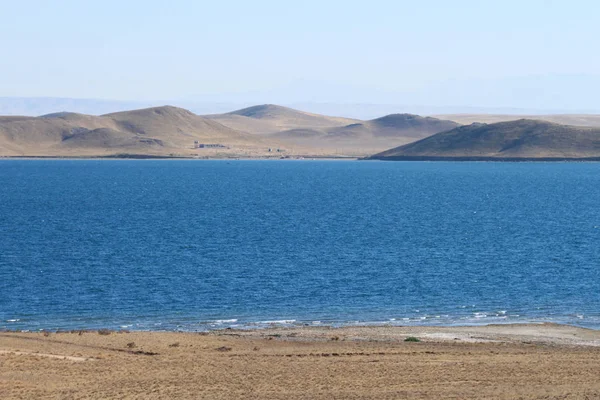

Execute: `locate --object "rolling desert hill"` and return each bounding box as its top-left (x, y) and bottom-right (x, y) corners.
top-left (332, 114), bottom-right (459, 138)
top-left (270, 113), bottom-right (459, 154)
top-left (433, 113), bottom-right (600, 128)
top-left (370, 119), bottom-right (600, 160)
top-left (205, 104), bottom-right (360, 134)
top-left (0, 106), bottom-right (279, 157)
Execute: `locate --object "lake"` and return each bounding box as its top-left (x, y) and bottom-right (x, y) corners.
top-left (1, 160), bottom-right (599, 331)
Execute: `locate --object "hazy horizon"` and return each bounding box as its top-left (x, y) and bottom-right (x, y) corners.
top-left (2, 96), bottom-right (600, 120)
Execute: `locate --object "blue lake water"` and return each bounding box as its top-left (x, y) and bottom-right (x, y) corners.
top-left (1, 159), bottom-right (600, 331)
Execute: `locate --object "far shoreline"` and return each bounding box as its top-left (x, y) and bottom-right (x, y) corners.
top-left (0, 155), bottom-right (360, 161)
top-left (4, 154), bottom-right (600, 162)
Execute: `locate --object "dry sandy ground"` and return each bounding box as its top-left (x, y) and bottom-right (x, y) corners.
top-left (2, 324), bottom-right (600, 399)
top-left (0, 144), bottom-right (365, 159)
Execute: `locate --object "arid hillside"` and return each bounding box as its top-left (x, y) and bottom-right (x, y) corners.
top-left (270, 113), bottom-right (459, 154)
top-left (0, 106), bottom-right (281, 157)
top-left (0, 105), bottom-right (464, 157)
top-left (371, 119), bottom-right (600, 160)
top-left (205, 104), bottom-right (360, 134)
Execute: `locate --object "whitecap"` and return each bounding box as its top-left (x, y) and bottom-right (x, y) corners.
top-left (261, 320), bottom-right (296, 324)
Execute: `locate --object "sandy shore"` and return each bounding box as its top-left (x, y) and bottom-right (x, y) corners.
top-left (2, 324), bottom-right (600, 399)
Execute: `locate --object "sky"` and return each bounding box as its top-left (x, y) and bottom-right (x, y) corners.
top-left (2, 0), bottom-right (600, 112)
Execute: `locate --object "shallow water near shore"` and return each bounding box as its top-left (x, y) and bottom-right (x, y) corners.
top-left (1, 159), bottom-right (600, 331)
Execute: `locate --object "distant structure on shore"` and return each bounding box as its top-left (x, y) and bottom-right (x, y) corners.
top-left (193, 141), bottom-right (228, 149)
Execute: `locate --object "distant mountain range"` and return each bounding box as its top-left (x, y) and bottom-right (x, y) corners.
top-left (0, 104), bottom-right (461, 157)
top-left (3, 103), bottom-right (600, 159)
top-left (370, 119), bottom-right (600, 161)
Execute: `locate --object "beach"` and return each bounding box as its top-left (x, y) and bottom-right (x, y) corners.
top-left (2, 324), bottom-right (600, 399)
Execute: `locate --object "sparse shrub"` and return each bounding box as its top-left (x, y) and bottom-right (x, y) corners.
top-left (168, 342), bottom-right (180, 348)
top-left (98, 329), bottom-right (112, 336)
top-left (404, 336), bottom-right (421, 342)
top-left (126, 342), bottom-right (136, 348)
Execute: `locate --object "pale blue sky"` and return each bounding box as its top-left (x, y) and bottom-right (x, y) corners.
top-left (2, 0), bottom-right (599, 110)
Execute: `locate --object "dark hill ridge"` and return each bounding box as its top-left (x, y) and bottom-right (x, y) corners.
top-left (227, 104), bottom-right (293, 119)
top-left (41, 112), bottom-right (89, 119)
top-left (370, 119), bottom-right (600, 160)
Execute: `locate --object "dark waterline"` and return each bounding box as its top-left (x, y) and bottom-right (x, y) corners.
top-left (1, 160), bottom-right (599, 331)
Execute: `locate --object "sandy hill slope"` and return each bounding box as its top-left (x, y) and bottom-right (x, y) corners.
top-left (433, 114), bottom-right (600, 128)
top-left (331, 114), bottom-right (459, 138)
top-left (270, 114), bottom-right (459, 155)
top-left (0, 106), bottom-right (277, 157)
top-left (370, 119), bottom-right (600, 160)
top-left (205, 104), bottom-right (360, 134)
top-left (102, 106), bottom-right (262, 144)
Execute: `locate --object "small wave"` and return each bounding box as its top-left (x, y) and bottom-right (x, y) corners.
top-left (6, 319), bottom-right (20, 323)
top-left (213, 319), bottom-right (238, 324)
top-left (260, 320), bottom-right (297, 324)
